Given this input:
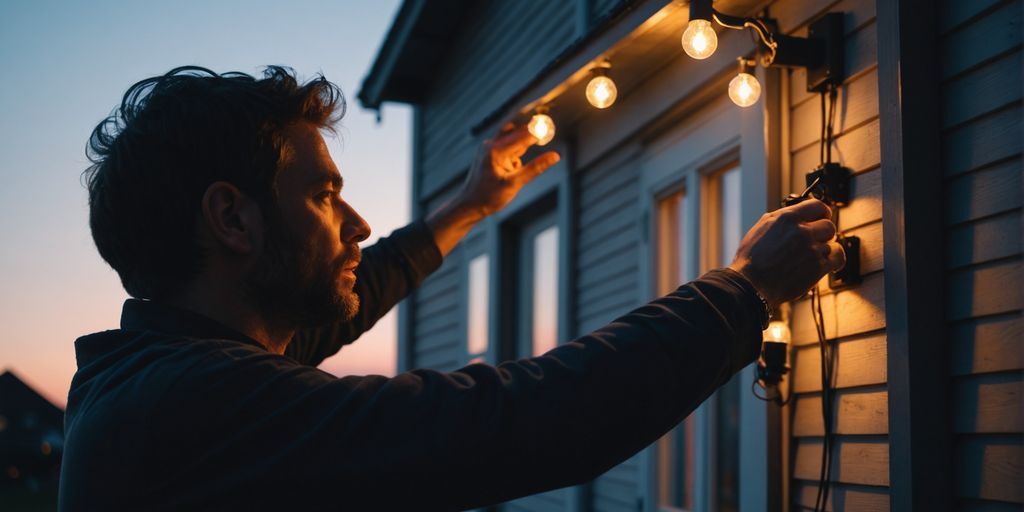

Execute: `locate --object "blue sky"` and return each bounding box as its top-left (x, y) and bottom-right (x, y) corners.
top-left (0, 0), bottom-right (412, 405)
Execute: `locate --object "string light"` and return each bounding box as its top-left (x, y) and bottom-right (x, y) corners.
top-left (728, 59), bottom-right (761, 107)
top-left (681, 19), bottom-right (718, 59)
top-left (754, 318), bottom-right (792, 403)
top-left (763, 320), bottom-right (792, 345)
top-left (585, 62), bottom-right (617, 109)
top-left (528, 107), bottom-right (556, 146)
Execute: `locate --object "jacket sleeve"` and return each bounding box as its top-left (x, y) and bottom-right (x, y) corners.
top-left (165, 269), bottom-right (765, 511)
top-left (284, 220), bottom-right (443, 367)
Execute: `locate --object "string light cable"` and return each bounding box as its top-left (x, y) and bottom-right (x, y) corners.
top-left (711, 10), bottom-right (779, 66)
top-left (810, 82), bottom-right (840, 512)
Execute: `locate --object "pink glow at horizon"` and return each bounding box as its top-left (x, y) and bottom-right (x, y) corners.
top-left (0, 0), bottom-right (409, 407)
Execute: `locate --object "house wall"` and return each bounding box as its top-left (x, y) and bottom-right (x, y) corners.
top-left (417, 1), bottom-right (579, 201)
top-left (938, 0), bottom-right (1024, 508)
top-left (398, 0), bottom-right (1022, 510)
top-left (767, 0), bottom-right (891, 510)
top-left (574, 147), bottom-right (645, 512)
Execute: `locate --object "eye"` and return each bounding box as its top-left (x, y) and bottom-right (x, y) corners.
top-left (316, 190), bottom-right (335, 203)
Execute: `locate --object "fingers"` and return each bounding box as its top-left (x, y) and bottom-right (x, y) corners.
top-left (518, 151), bottom-right (560, 182)
top-left (823, 240), bottom-right (846, 273)
top-left (781, 198), bottom-right (832, 222)
top-left (492, 125), bottom-right (537, 158)
top-left (805, 218), bottom-right (837, 242)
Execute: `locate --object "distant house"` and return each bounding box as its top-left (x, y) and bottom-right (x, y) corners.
top-left (359, 0), bottom-right (1022, 510)
top-left (0, 370), bottom-right (64, 492)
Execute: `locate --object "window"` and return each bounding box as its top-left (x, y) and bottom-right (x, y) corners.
top-left (503, 209), bottom-right (568, 510)
top-left (651, 163), bottom-right (742, 512)
top-left (530, 226), bottom-right (559, 356)
top-left (513, 214), bottom-right (560, 358)
top-left (466, 254), bottom-right (490, 363)
top-left (655, 188), bottom-right (695, 511)
top-left (705, 165), bottom-right (742, 512)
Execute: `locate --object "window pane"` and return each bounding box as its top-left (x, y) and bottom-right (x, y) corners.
top-left (719, 167), bottom-right (741, 266)
top-left (655, 189), bottom-right (694, 510)
top-left (467, 255), bottom-right (489, 357)
top-left (657, 418), bottom-right (694, 509)
top-left (531, 226), bottom-right (559, 356)
top-left (656, 190), bottom-right (687, 295)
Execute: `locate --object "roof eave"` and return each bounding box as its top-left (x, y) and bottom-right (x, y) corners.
top-left (357, 0), bottom-right (426, 111)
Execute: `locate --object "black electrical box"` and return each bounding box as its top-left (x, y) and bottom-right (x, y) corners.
top-left (806, 13), bottom-right (845, 93)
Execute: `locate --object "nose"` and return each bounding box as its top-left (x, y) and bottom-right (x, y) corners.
top-left (340, 200), bottom-right (371, 244)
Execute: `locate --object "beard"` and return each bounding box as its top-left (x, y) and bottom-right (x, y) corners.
top-left (243, 215), bottom-right (361, 330)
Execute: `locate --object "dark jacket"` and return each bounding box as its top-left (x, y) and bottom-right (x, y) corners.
top-left (59, 221), bottom-right (765, 511)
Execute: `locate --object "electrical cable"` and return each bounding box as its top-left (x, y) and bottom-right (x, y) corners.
top-left (811, 82), bottom-right (839, 512)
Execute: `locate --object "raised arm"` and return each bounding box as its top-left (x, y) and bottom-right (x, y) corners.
top-left (285, 221), bottom-right (443, 366)
top-left (286, 125), bottom-right (560, 366)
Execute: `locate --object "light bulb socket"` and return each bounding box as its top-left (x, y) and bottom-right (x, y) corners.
top-left (737, 57), bottom-right (756, 73)
top-left (757, 340), bottom-right (789, 386)
top-left (592, 58), bottom-right (612, 73)
top-left (689, 0), bottom-right (713, 22)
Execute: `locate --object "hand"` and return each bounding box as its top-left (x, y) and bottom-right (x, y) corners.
top-left (727, 199), bottom-right (846, 308)
top-left (425, 125), bottom-right (560, 257)
top-left (453, 124), bottom-right (561, 218)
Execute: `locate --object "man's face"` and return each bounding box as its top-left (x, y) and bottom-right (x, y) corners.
top-left (244, 122), bottom-right (371, 328)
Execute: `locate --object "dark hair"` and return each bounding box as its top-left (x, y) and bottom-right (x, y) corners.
top-left (84, 66), bottom-right (345, 300)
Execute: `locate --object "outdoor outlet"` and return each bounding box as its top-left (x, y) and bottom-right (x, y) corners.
top-left (828, 235), bottom-right (861, 289)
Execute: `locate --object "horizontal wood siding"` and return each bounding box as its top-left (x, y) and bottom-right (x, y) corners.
top-left (412, 244), bottom-right (463, 372)
top-left (939, 0), bottom-right (1024, 507)
top-left (770, 0), bottom-right (889, 509)
top-left (574, 145), bottom-right (643, 510)
top-left (417, 1), bottom-right (579, 200)
top-left (574, 153), bottom-right (642, 335)
top-left (593, 0), bottom-right (624, 21)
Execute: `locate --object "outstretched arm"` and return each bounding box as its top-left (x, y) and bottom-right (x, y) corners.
top-left (162, 199), bottom-right (844, 510)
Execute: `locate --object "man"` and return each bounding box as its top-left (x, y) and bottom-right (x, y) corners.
top-left (61, 67), bottom-right (843, 510)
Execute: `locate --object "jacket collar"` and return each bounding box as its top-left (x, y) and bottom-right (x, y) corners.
top-left (119, 299), bottom-right (265, 348)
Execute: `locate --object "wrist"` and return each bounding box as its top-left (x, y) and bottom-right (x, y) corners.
top-left (424, 196), bottom-right (489, 257)
top-left (725, 264), bottom-right (773, 329)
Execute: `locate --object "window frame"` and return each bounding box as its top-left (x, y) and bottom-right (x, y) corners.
top-left (636, 90), bottom-right (775, 512)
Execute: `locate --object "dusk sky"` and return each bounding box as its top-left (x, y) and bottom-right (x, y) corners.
top-left (0, 0), bottom-right (411, 407)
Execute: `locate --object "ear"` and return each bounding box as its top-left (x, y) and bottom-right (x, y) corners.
top-left (199, 182), bottom-right (263, 256)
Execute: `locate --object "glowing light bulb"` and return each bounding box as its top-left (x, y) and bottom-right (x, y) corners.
top-left (763, 320), bottom-right (792, 345)
top-left (681, 19), bottom-right (718, 59)
top-left (759, 319), bottom-right (791, 386)
top-left (528, 113), bottom-right (556, 146)
top-left (585, 75), bottom-right (618, 109)
top-left (728, 72), bottom-right (761, 107)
